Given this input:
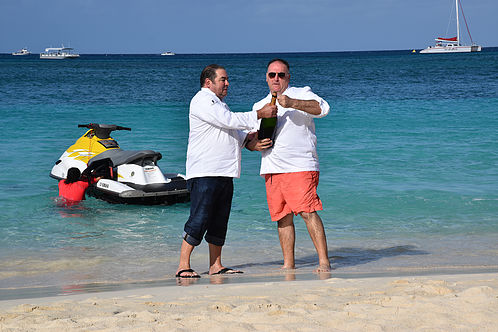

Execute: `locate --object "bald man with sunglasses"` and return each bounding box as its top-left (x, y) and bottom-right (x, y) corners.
top-left (248, 58), bottom-right (331, 273)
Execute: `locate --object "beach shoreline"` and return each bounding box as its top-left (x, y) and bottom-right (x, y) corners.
top-left (2, 262), bottom-right (498, 301)
top-left (1, 271), bottom-right (497, 331)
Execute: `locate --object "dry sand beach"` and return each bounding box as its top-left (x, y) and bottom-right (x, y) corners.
top-left (1, 272), bottom-right (497, 331)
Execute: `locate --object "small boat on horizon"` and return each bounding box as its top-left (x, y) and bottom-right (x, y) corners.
top-left (12, 48), bottom-right (31, 56)
top-left (420, 0), bottom-right (481, 54)
top-left (40, 46), bottom-right (80, 59)
top-left (160, 51), bottom-right (175, 56)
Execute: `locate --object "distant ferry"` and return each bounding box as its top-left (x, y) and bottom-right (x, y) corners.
top-left (12, 48), bottom-right (31, 56)
top-left (161, 51), bottom-right (175, 56)
top-left (40, 46), bottom-right (80, 59)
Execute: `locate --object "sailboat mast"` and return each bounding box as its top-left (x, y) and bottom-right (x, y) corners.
top-left (456, 0), bottom-right (460, 45)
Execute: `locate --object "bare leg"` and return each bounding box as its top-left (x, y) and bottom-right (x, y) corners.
top-left (207, 243), bottom-right (242, 275)
top-left (277, 213), bottom-right (296, 269)
top-left (299, 211), bottom-right (330, 272)
top-left (208, 243), bottom-right (224, 275)
top-left (176, 239), bottom-right (199, 277)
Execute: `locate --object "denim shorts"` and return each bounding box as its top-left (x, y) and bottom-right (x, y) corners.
top-left (183, 177), bottom-right (233, 247)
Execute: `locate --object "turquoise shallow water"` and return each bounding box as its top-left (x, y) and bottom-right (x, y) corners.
top-left (1, 50), bottom-right (497, 297)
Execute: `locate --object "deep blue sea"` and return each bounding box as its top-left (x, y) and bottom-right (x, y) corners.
top-left (1, 49), bottom-right (497, 298)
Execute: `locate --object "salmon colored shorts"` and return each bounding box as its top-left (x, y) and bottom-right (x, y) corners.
top-left (265, 171), bottom-right (323, 221)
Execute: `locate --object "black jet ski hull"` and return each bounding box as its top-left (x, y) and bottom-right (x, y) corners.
top-left (87, 186), bottom-right (190, 205)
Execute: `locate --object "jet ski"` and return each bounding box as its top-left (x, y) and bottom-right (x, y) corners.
top-left (50, 123), bottom-right (189, 205)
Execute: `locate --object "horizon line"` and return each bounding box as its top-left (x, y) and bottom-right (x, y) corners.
top-left (2, 46), bottom-right (498, 56)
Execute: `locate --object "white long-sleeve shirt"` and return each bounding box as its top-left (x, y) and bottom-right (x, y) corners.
top-left (186, 88), bottom-right (258, 180)
top-left (252, 86), bottom-right (330, 175)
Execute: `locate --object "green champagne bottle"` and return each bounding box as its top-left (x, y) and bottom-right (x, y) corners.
top-left (258, 92), bottom-right (278, 140)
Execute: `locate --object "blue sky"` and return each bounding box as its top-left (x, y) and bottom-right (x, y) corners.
top-left (1, 0), bottom-right (496, 54)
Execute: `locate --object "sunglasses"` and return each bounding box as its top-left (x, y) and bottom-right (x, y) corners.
top-left (268, 72), bottom-right (287, 79)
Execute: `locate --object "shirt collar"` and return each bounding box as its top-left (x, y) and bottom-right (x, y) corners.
top-left (269, 86), bottom-right (290, 97)
top-left (202, 87), bottom-right (223, 103)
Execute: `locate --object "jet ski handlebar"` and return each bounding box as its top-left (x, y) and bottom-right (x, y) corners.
top-left (78, 123), bottom-right (131, 131)
top-left (78, 123), bottom-right (131, 139)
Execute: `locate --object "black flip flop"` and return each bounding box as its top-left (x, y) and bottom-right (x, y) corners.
top-left (176, 268), bottom-right (200, 278)
top-left (211, 267), bottom-right (243, 275)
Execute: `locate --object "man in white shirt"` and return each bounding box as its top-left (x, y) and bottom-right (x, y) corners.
top-left (176, 64), bottom-right (277, 279)
top-left (248, 58), bottom-right (331, 273)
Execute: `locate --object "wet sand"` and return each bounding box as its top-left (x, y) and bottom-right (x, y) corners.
top-left (1, 272), bottom-right (497, 331)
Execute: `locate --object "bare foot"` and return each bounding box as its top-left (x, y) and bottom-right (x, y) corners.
top-left (176, 268), bottom-right (200, 278)
top-left (209, 267), bottom-right (243, 275)
top-left (208, 265), bottom-right (222, 275)
top-left (313, 264), bottom-right (331, 273)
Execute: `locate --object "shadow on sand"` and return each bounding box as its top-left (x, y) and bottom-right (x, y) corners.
top-left (232, 245), bottom-right (428, 271)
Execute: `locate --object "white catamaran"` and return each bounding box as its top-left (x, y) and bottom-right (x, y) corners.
top-left (420, 0), bottom-right (481, 54)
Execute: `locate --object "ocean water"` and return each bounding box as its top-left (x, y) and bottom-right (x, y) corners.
top-left (1, 50), bottom-right (497, 298)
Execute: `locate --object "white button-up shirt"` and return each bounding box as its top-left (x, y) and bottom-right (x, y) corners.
top-left (186, 88), bottom-right (258, 180)
top-left (252, 86), bottom-right (330, 175)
